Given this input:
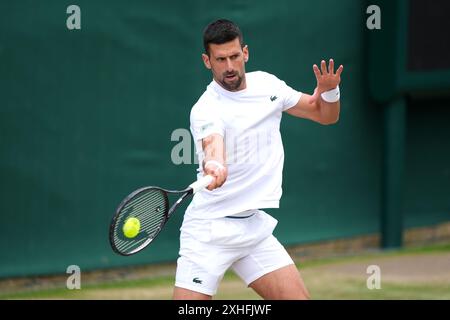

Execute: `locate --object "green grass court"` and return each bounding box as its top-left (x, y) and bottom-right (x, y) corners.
top-left (2, 243), bottom-right (449, 300)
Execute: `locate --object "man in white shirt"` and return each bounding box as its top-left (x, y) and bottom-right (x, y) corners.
top-left (173, 19), bottom-right (343, 300)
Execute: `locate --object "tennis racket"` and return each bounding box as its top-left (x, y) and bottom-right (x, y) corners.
top-left (109, 175), bottom-right (213, 256)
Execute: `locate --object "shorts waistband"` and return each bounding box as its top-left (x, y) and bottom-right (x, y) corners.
top-left (225, 209), bottom-right (257, 219)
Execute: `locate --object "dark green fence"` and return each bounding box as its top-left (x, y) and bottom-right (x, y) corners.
top-left (1, 0), bottom-right (448, 278)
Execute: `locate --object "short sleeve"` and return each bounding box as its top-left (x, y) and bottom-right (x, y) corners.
top-left (190, 105), bottom-right (225, 142)
top-left (279, 80), bottom-right (302, 111)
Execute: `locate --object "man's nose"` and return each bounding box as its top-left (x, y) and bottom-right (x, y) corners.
top-left (225, 58), bottom-right (233, 71)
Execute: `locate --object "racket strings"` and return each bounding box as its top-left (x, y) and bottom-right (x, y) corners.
top-left (116, 236), bottom-right (147, 252)
top-left (112, 188), bottom-right (168, 254)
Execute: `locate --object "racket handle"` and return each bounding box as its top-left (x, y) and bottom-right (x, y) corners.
top-left (189, 175), bottom-right (214, 194)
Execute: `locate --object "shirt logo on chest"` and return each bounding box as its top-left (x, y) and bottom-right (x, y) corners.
top-left (192, 277), bottom-right (203, 284)
top-left (270, 95), bottom-right (278, 102)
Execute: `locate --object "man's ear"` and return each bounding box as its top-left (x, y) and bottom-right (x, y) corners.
top-left (243, 45), bottom-right (249, 63)
top-left (202, 53), bottom-right (211, 69)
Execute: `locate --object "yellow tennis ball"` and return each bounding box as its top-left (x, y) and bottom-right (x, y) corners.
top-left (123, 217), bottom-right (140, 238)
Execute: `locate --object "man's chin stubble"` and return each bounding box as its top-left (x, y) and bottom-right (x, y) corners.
top-left (221, 77), bottom-right (242, 91)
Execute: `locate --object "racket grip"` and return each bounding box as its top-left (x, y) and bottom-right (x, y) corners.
top-left (189, 175), bottom-right (214, 194)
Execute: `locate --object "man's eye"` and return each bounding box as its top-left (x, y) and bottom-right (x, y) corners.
top-left (217, 58), bottom-right (225, 62)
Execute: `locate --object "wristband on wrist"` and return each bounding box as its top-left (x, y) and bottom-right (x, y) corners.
top-left (320, 85), bottom-right (340, 103)
top-left (204, 160), bottom-right (225, 170)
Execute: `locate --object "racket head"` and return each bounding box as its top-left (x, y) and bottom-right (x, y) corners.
top-left (109, 187), bottom-right (170, 256)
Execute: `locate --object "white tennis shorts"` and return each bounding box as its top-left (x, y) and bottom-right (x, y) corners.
top-left (175, 209), bottom-right (295, 296)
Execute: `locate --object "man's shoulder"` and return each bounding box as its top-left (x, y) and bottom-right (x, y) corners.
top-left (247, 70), bottom-right (279, 79)
top-left (247, 70), bottom-right (282, 85)
top-left (190, 85), bottom-right (218, 117)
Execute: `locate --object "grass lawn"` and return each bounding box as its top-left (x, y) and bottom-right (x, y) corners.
top-left (1, 243), bottom-right (449, 300)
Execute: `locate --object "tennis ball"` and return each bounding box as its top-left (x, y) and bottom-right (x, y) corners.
top-left (123, 217), bottom-right (140, 238)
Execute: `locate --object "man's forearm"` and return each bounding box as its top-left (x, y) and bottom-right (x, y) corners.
top-left (202, 133), bottom-right (226, 168)
top-left (317, 98), bottom-right (340, 124)
top-left (201, 133), bottom-right (227, 190)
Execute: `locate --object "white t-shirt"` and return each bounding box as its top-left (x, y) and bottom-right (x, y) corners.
top-left (185, 71), bottom-right (302, 219)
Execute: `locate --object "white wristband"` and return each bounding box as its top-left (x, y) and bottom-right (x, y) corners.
top-left (204, 160), bottom-right (225, 170)
top-left (321, 85), bottom-right (340, 103)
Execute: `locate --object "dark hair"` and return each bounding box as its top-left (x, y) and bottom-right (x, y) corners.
top-left (203, 19), bottom-right (244, 55)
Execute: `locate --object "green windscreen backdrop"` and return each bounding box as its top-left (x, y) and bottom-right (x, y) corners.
top-left (1, 1), bottom-right (449, 278)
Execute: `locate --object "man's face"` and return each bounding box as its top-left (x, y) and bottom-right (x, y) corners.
top-left (202, 38), bottom-right (249, 92)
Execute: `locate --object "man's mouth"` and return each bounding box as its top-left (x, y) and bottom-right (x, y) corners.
top-left (224, 74), bottom-right (237, 81)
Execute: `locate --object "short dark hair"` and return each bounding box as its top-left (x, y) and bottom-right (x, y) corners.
top-left (203, 19), bottom-right (244, 55)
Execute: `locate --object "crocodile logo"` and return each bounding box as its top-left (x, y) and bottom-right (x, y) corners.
top-left (192, 277), bottom-right (202, 284)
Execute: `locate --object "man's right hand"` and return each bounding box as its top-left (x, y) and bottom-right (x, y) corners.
top-left (204, 160), bottom-right (227, 190)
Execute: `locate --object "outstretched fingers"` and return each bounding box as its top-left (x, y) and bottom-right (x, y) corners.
top-left (320, 60), bottom-right (328, 75)
top-left (312, 59), bottom-right (343, 98)
top-left (336, 64), bottom-right (344, 77)
top-left (313, 64), bottom-right (321, 80)
top-left (329, 59), bottom-right (334, 74)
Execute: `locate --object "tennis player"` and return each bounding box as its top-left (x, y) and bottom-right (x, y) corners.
top-left (173, 19), bottom-right (343, 300)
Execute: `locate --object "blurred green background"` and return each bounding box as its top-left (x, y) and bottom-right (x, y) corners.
top-left (0, 0), bottom-right (449, 278)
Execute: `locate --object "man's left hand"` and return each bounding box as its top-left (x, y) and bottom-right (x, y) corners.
top-left (308, 59), bottom-right (343, 104)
